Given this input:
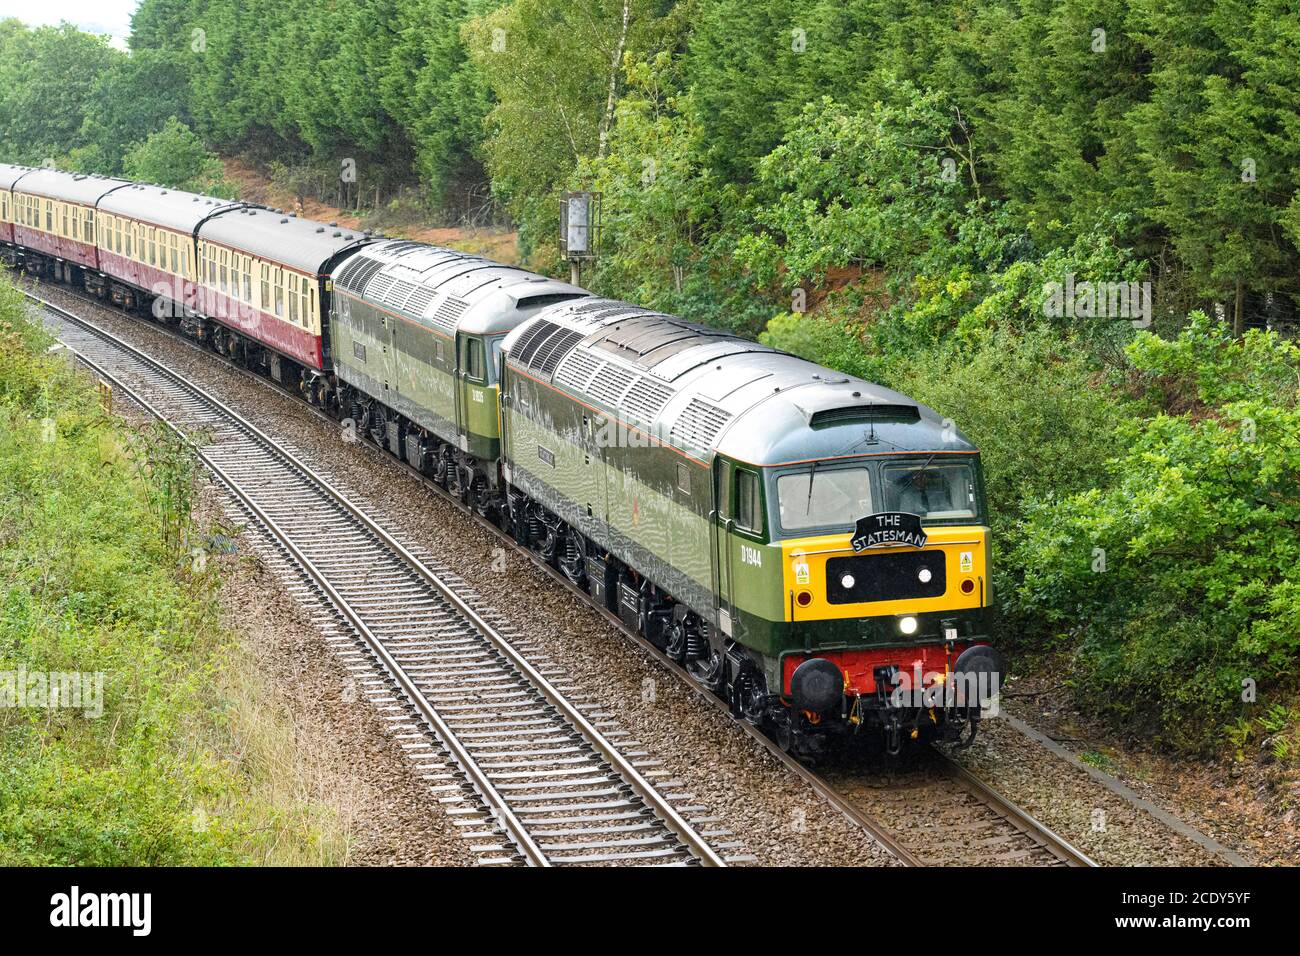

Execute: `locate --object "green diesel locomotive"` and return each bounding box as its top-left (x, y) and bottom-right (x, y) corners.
top-left (325, 242), bottom-right (1001, 756)
top-left (498, 299), bottom-right (1001, 755)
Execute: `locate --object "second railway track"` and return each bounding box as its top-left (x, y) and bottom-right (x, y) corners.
top-left (35, 295), bottom-right (727, 868)
top-left (32, 286), bottom-right (1098, 868)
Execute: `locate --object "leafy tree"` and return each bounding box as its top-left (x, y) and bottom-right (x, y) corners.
top-left (578, 54), bottom-right (754, 326)
top-left (0, 23), bottom-right (123, 164)
top-left (466, 0), bottom-right (681, 251)
top-left (1131, 0), bottom-right (1300, 331)
top-left (736, 87), bottom-right (976, 291)
top-left (78, 49), bottom-right (194, 175)
top-left (381, 0), bottom-right (495, 200)
top-left (122, 117), bottom-right (236, 197)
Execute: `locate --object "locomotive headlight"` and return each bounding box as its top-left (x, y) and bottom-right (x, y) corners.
top-left (917, 567), bottom-right (932, 583)
top-left (841, 573), bottom-right (856, 589)
top-left (899, 615), bottom-right (919, 635)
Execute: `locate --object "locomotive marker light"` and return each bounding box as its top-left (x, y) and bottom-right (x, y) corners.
top-left (559, 190), bottom-right (600, 288)
top-left (898, 615), bottom-right (919, 635)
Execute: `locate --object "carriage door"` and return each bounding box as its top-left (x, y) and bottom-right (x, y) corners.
top-left (455, 333), bottom-right (487, 453)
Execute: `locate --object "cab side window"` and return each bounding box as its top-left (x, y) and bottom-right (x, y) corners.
top-left (464, 339), bottom-right (486, 383)
top-left (734, 469), bottom-right (763, 534)
top-left (716, 462), bottom-right (732, 520)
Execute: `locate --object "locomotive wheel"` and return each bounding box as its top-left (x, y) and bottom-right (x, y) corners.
top-left (731, 665), bottom-right (768, 725)
top-left (537, 517), bottom-right (561, 566)
top-left (507, 494), bottom-right (530, 544)
top-left (368, 407), bottom-right (387, 447)
top-left (469, 474), bottom-right (494, 518)
top-left (665, 618), bottom-right (688, 663)
top-left (558, 529), bottom-right (586, 586)
top-left (687, 647), bottom-right (726, 696)
top-left (775, 712), bottom-right (828, 762)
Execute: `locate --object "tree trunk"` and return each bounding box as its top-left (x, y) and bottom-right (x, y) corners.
top-left (1233, 280), bottom-right (1245, 337)
top-left (597, 0), bottom-right (631, 160)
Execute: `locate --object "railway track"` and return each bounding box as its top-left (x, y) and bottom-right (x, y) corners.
top-left (820, 749), bottom-right (1095, 866)
top-left (32, 294), bottom-right (727, 868)
top-left (29, 286), bottom-right (1095, 867)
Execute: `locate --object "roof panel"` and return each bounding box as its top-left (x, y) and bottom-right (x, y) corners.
top-left (338, 239), bottom-right (587, 336)
top-left (13, 169), bottom-right (132, 206)
top-left (0, 164), bottom-right (35, 191)
top-left (512, 295), bottom-right (975, 464)
top-left (98, 183), bottom-right (239, 234)
top-left (200, 208), bottom-right (374, 275)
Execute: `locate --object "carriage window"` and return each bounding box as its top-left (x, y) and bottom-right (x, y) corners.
top-left (777, 466), bottom-right (872, 532)
top-left (243, 260), bottom-right (252, 302)
top-left (301, 277), bottom-right (311, 323)
top-left (735, 469), bottom-right (763, 534)
top-left (881, 461), bottom-right (978, 522)
top-left (676, 462), bottom-right (692, 495)
top-left (274, 271), bottom-right (285, 317)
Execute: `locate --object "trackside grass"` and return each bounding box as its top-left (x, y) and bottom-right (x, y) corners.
top-left (0, 274), bottom-right (348, 864)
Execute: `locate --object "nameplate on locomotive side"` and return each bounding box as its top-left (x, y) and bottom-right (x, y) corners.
top-left (851, 512), bottom-right (927, 551)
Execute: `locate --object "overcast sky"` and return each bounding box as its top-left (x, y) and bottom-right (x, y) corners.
top-left (0, 0), bottom-right (139, 47)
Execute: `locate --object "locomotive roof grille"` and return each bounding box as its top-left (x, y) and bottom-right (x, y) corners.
top-left (586, 362), bottom-right (638, 406)
top-left (405, 285), bottom-right (437, 316)
top-left (379, 278), bottom-right (421, 313)
top-left (511, 320), bottom-right (560, 365)
top-left (336, 255), bottom-right (385, 293)
top-left (368, 273), bottom-right (396, 301)
top-left (670, 398), bottom-right (733, 450)
top-left (553, 350), bottom-right (605, 392)
top-left (530, 328), bottom-right (586, 376)
top-left (622, 376), bottom-right (676, 423)
top-left (808, 404), bottom-right (921, 428)
top-left (430, 296), bottom-right (469, 333)
top-left (572, 299), bottom-right (647, 315)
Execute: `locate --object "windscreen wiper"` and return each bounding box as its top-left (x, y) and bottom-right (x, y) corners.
top-left (804, 459), bottom-right (819, 516)
top-left (900, 451), bottom-right (938, 491)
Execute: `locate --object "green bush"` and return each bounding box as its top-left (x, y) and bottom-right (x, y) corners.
top-left (1010, 315), bottom-right (1300, 749)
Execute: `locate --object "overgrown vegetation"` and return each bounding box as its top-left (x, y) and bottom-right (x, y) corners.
top-left (0, 273), bottom-right (345, 863)
top-left (1, 2), bottom-right (1297, 754)
top-left (1011, 318), bottom-right (1300, 751)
